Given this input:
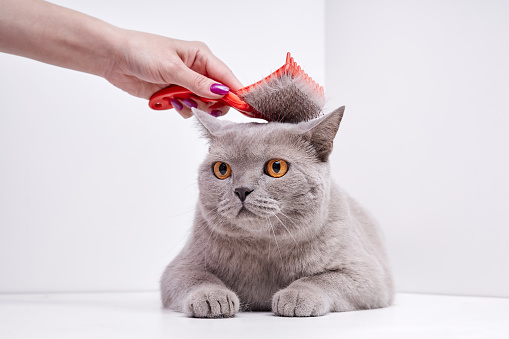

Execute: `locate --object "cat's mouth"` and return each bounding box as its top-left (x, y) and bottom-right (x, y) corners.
top-left (236, 201), bottom-right (280, 220)
top-left (216, 196), bottom-right (281, 220)
top-left (236, 206), bottom-right (257, 218)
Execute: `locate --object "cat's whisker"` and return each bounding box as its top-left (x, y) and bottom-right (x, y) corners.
top-left (279, 211), bottom-right (300, 229)
top-left (266, 216), bottom-right (283, 263)
top-left (278, 211), bottom-right (298, 226)
top-left (273, 214), bottom-right (298, 246)
top-left (156, 226), bottom-right (193, 260)
top-left (203, 227), bottom-right (214, 266)
top-left (166, 206), bottom-right (197, 218)
top-left (201, 210), bottom-right (220, 226)
top-left (199, 205), bottom-right (227, 266)
top-left (155, 204), bottom-right (198, 259)
top-left (266, 221), bottom-right (272, 260)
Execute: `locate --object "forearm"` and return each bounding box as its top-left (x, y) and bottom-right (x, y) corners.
top-left (0, 0), bottom-right (120, 77)
top-left (0, 0), bottom-right (242, 109)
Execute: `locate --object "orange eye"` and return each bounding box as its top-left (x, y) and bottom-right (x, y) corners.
top-left (265, 159), bottom-right (288, 178)
top-left (213, 162), bottom-right (231, 179)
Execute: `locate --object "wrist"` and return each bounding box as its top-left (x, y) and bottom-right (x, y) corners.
top-left (97, 24), bottom-right (126, 79)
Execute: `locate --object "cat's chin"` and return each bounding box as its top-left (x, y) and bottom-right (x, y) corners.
top-left (235, 207), bottom-right (261, 220)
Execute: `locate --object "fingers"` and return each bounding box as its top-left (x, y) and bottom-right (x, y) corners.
top-left (202, 53), bottom-right (243, 91)
top-left (165, 43), bottom-right (241, 119)
top-left (169, 40), bottom-right (243, 97)
top-left (171, 97), bottom-right (230, 119)
top-left (207, 102), bottom-right (230, 117)
top-left (171, 64), bottom-right (231, 100)
top-left (169, 98), bottom-right (191, 119)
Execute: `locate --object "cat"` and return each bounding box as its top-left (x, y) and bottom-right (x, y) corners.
top-left (160, 107), bottom-right (394, 317)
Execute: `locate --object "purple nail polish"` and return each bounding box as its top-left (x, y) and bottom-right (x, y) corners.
top-left (182, 98), bottom-right (198, 109)
top-left (170, 99), bottom-right (183, 111)
top-left (210, 110), bottom-right (222, 117)
top-left (210, 83), bottom-right (230, 95)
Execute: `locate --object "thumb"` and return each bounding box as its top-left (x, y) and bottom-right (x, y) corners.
top-left (172, 65), bottom-right (230, 99)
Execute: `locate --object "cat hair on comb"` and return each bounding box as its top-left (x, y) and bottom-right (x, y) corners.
top-left (149, 53), bottom-right (325, 123)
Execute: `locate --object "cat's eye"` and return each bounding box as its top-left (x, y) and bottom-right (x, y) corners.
top-left (265, 159), bottom-right (288, 178)
top-left (213, 162), bottom-right (231, 179)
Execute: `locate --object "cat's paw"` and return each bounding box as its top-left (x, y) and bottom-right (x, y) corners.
top-left (184, 285), bottom-right (240, 318)
top-left (272, 286), bottom-right (330, 317)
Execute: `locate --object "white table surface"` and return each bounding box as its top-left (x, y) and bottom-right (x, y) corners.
top-left (0, 292), bottom-right (508, 339)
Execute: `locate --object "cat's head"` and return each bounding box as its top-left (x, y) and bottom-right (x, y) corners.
top-left (193, 107), bottom-right (345, 240)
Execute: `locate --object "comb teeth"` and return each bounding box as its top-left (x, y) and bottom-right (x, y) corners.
top-left (236, 53), bottom-right (325, 123)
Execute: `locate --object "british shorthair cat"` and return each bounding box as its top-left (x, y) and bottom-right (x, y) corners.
top-left (160, 107), bottom-right (393, 317)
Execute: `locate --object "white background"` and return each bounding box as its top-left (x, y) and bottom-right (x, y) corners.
top-left (325, 0), bottom-right (509, 297)
top-left (1, 0), bottom-right (508, 298)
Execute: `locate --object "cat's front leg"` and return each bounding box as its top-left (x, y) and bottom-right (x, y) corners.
top-left (184, 284), bottom-right (239, 318)
top-left (272, 283), bottom-right (331, 317)
top-left (161, 266), bottom-right (240, 318)
top-left (272, 266), bottom-right (391, 317)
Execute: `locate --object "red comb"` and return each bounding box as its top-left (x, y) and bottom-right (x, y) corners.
top-left (148, 53), bottom-right (324, 122)
top-left (236, 53), bottom-right (324, 100)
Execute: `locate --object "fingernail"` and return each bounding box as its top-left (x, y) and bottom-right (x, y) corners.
top-left (170, 99), bottom-right (183, 111)
top-left (182, 98), bottom-right (198, 108)
top-left (210, 83), bottom-right (230, 95)
top-left (210, 110), bottom-right (222, 117)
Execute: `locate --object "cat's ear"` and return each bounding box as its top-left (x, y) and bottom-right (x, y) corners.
top-left (298, 106), bottom-right (345, 162)
top-left (192, 108), bottom-right (232, 139)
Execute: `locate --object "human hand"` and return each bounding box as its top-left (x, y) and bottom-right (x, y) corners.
top-left (105, 29), bottom-right (243, 118)
top-left (1, 0), bottom-right (242, 118)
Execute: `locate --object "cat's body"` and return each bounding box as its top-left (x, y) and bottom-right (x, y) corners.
top-left (161, 108), bottom-right (393, 317)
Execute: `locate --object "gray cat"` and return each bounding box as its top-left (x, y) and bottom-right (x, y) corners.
top-left (160, 107), bottom-right (393, 317)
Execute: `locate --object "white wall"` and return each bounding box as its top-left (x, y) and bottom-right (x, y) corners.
top-left (0, 0), bottom-right (325, 293)
top-left (325, 0), bottom-right (509, 297)
top-left (3, 0), bottom-right (508, 299)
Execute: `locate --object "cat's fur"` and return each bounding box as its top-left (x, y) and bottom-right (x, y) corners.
top-left (160, 107), bottom-right (393, 317)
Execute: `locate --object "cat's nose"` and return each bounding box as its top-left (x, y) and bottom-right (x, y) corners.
top-left (234, 187), bottom-right (253, 202)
